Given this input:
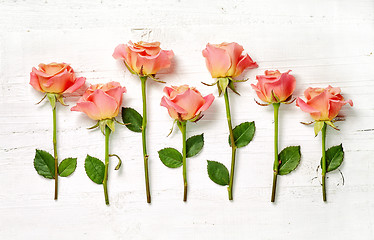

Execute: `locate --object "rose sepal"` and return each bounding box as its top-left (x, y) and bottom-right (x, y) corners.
top-left (325, 120), bottom-right (339, 131)
top-left (227, 80), bottom-right (240, 95)
top-left (87, 118), bottom-right (117, 134)
top-left (201, 79), bottom-right (219, 87)
top-left (45, 93), bottom-right (68, 109)
top-left (123, 60), bottom-right (137, 75)
top-left (217, 77), bottom-right (229, 96)
top-left (189, 113), bottom-right (204, 123)
top-left (255, 92), bottom-right (296, 106)
top-left (99, 119), bottom-right (116, 134)
top-left (46, 93), bottom-right (57, 109)
top-left (314, 120), bottom-right (340, 136)
top-left (148, 74), bottom-right (166, 84)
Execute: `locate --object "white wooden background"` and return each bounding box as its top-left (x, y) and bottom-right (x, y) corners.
top-left (0, 0), bottom-right (373, 239)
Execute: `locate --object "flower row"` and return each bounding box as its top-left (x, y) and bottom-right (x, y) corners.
top-left (30, 41), bottom-right (353, 204)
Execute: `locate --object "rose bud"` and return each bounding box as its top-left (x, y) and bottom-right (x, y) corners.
top-left (202, 42), bottom-right (258, 78)
top-left (112, 41), bottom-right (174, 76)
top-left (71, 81), bottom-right (126, 121)
top-left (296, 85), bottom-right (353, 121)
top-left (251, 70), bottom-right (296, 103)
top-left (160, 85), bottom-right (215, 121)
top-left (30, 62), bottom-right (86, 94)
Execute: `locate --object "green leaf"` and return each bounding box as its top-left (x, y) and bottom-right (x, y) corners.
top-left (229, 121), bottom-right (256, 148)
top-left (278, 146), bottom-right (301, 175)
top-left (314, 121), bottom-right (324, 136)
top-left (186, 134), bottom-right (204, 158)
top-left (158, 148), bottom-right (183, 168)
top-left (122, 107), bottom-right (143, 132)
top-left (84, 155), bottom-right (105, 184)
top-left (58, 158), bottom-right (77, 177)
top-left (207, 160), bottom-right (229, 186)
top-left (34, 149), bottom-right (55, 179)
top-left (322, 144), bottom-right (344, 172)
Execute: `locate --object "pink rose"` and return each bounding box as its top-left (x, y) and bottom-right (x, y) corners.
top-left (251, 70), bottom-right (296, 103)
top-left (71, 82), bottom-right (126, 120)
top-left (202, 42), bottom-right (258, 78)
top-left (112, 41), bottom-right (174, 76)
top-left (296, 85), bottom-right (353, 121)
top-left (30, 62), bottom-right (86, 94)
top-left (160, 85), bottom-right (215, 121)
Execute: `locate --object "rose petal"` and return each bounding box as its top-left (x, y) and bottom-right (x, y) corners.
top-left (296, 97), bottom-right (320, 114)
top-left (195, 94), bottom-right (214, 115)
top-left (128, 46), bottom-right (142, 74)
top-left (328, 98), bottom-right (353, 120)
top-left (32, 67), bottom-right (51, 79)
top-left (202, 43), bottom-right (231, 78)
top-left (307, 91), bottom-right (331, 120)
top-left (71, 101), bottom-right (102, 120)
top-left (163, 86), bottom-right (175, 98)
top-left (87, 89), bottom-right (119, 119)
top-left (164, 85), bottom-right (189, 100)
top-left (304, 87), bottom-right (325, 100)
top-left (39, 63), bottom-right (68, 76)
top-left (105, 85), bottom-right (127, 104)
top-left (128, 42), bottom-right (149, 54)
top-left (137, 49), bottom-right (172, 75)
top-left (326, 85), bottom-right (341, 95)
top-left (251, 83), bottom-right (268, 102)
top-left (41, 69), bottom-right (74, 93)
top-left (173, 89), bottom-right (206, 120)
top-left (134, 41), bottom-right (161, 55)
top-left (112, 44), bottom-right (127, 60)
top-left (222, 42), bottom-right (244, 76)
top-left (29, 72), bottom-right (43, 92)
top-left (63, 77), bottom-right (86, 94)
top-left (271, 71), bottom-right (296, 102)
top-left (255, 75), bottom-right (273, 102)
top-left (264, 70), bottom-right (281, 78)
top-left (347, 99), bottom-right (353, 107)
top-left (233, 54), bottom-right (258, 77)
top-left (161, 95), bottom-right (187, 114)
top-left (165, 50), bottom-right (174, 59)
top-left (160, 96), bottom-right (179, 120)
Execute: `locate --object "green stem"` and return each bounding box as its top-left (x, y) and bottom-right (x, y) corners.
top-left (271, 103), bottom-right (280, 202)
top-left (321, 122), bottom-right (327, 202)
top-left (224, 89), bottom-right (237, 200)
top-left (179, 121), bottom-right (188, 202)
top-left (140, 76), bottom-right (151, 203)
top-left (103, 126), bottom-right (111, 205)
top-left (52, 105), bottom-right (58, 200)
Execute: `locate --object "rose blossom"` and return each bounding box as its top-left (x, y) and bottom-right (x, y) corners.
top-left (251, 70), bottom-right (296, 103)
top-left (160, 85), bottom-right (214, 121)
top-left (71, 82), bottom-right (126, 120)
top-left (112, 41), bottom-right (174, 76)
top-left (202, 42), bottom-right (258, 78)
top-left (30, 62), bottom-right (86, 94)
top-left (296, 85), bottom-right (353, 121)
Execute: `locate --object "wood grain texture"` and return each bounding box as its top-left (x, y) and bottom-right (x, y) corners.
top-left (0, 0), bottom-right (373, 239)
